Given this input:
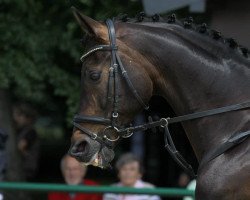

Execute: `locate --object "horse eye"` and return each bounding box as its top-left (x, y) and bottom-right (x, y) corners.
top-left (89, 72), bottom-right (101, 81)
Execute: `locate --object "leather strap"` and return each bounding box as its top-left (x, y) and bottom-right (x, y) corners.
top-left (168, 101), bottom-right (250, 124)
top-left (74, 115), bottom-right (111, 125)
top-left (118, 118), bottom-right (168, 135)
top-left (106, 19), bottom-right (119, 124)
top-left (118, 101), bottom-right (250, 134)
top-left (164, 125), bottom-right (197, 178)
top-left (73, 122), bottom-right (113, 149)
top-left (116, 52), bottom-right (149, 110)
top-left (201, 130), bottom-right (250, 166)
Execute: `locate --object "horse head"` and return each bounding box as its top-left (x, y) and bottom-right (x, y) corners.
top-left (69, 8), bottom-right (153, 168)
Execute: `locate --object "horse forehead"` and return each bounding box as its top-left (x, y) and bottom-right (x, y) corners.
top-left (82, 58), bottom-right (109, 72)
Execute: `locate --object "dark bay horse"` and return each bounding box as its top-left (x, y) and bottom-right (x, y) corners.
top-left (69, 8), bottom-right (250, 199)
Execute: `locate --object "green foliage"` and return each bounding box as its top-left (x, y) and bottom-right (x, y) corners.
top-left (0, 0), bottom-right (142, 125)
top-left (0, 0), bottom-right (80, 123)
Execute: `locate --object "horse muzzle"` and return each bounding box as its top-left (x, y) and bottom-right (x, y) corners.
top-left (68, 135), bottom-right (115, 168)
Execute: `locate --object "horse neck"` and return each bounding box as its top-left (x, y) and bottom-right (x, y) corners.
top-left (125, 23), bottom-right (250, 161)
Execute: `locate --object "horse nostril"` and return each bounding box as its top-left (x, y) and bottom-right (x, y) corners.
top-left (69, 140), bottom-right (89, 157)
top-left (76, 141), bottom-right (88, 153)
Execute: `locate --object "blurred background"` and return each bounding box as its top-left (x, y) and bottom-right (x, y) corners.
top-left (0, 0), bottom-right (249, 200)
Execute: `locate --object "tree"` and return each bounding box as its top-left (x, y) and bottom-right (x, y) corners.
top-left (0, 1), bottom-right (142, 195)
top-left (0, 0), bottom-right (142, 122)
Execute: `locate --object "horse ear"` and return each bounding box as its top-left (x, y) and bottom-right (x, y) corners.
top-left (71, 7), bottom-right (108, 40)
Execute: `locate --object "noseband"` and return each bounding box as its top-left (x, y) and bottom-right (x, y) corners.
top-left (73, 19), bottom-right (149, 148)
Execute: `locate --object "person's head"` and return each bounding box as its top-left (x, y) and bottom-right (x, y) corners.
top-left (115, 153), bottom-right (144, 187)
top-left (178, 172), bottom-right (190, 187)
top-left (61, 154), bottom-right (88, 185)
top-left (13, 103), bottom-right (37, 129)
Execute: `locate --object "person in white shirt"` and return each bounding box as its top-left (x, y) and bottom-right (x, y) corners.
top-left (183, 179), bottom-right (196, 200)
top-left (103, 153), bottom-right (161, 200)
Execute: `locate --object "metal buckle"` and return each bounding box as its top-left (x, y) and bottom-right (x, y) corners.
top-left (92, 133), bottom-right (98, 140)
top-left (103, 126), bottom-right (120, 142)
top-left (160, 118), bottom-right (169, 128)
top-left (122, 129), bottom-right (134, 138)
top-left (109, 67), bottom-right (114, 72)
top-left (112, 112), bottom-right (118, 118)
top-left (122, 70), bottom-right (127, 75)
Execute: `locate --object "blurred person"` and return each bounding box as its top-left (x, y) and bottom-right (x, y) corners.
top-left (183, 179), bottom-right (196, 200)
top-left (13, 103), bottom-right (39, 181)
top-left (177, 173), bottom-right (190, 188)
top-left (104, 153), bottom-right (161, 200)
top-left (48, 154), bottom-right (102, 200)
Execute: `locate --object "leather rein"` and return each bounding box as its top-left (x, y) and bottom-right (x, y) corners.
top-left (73, 19), bottom-right (250, 178)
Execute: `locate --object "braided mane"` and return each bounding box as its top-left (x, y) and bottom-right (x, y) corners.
top-left (113, 12), bottom-right (249, 59)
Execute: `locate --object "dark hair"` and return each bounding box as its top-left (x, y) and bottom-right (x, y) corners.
top-left (115, 153), bottom-right (144, 174)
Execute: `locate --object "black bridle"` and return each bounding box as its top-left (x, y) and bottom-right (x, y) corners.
top-left (73, 19), bottom-right (149, 149)
top-left (73, 19), bottom-right (250, 178)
